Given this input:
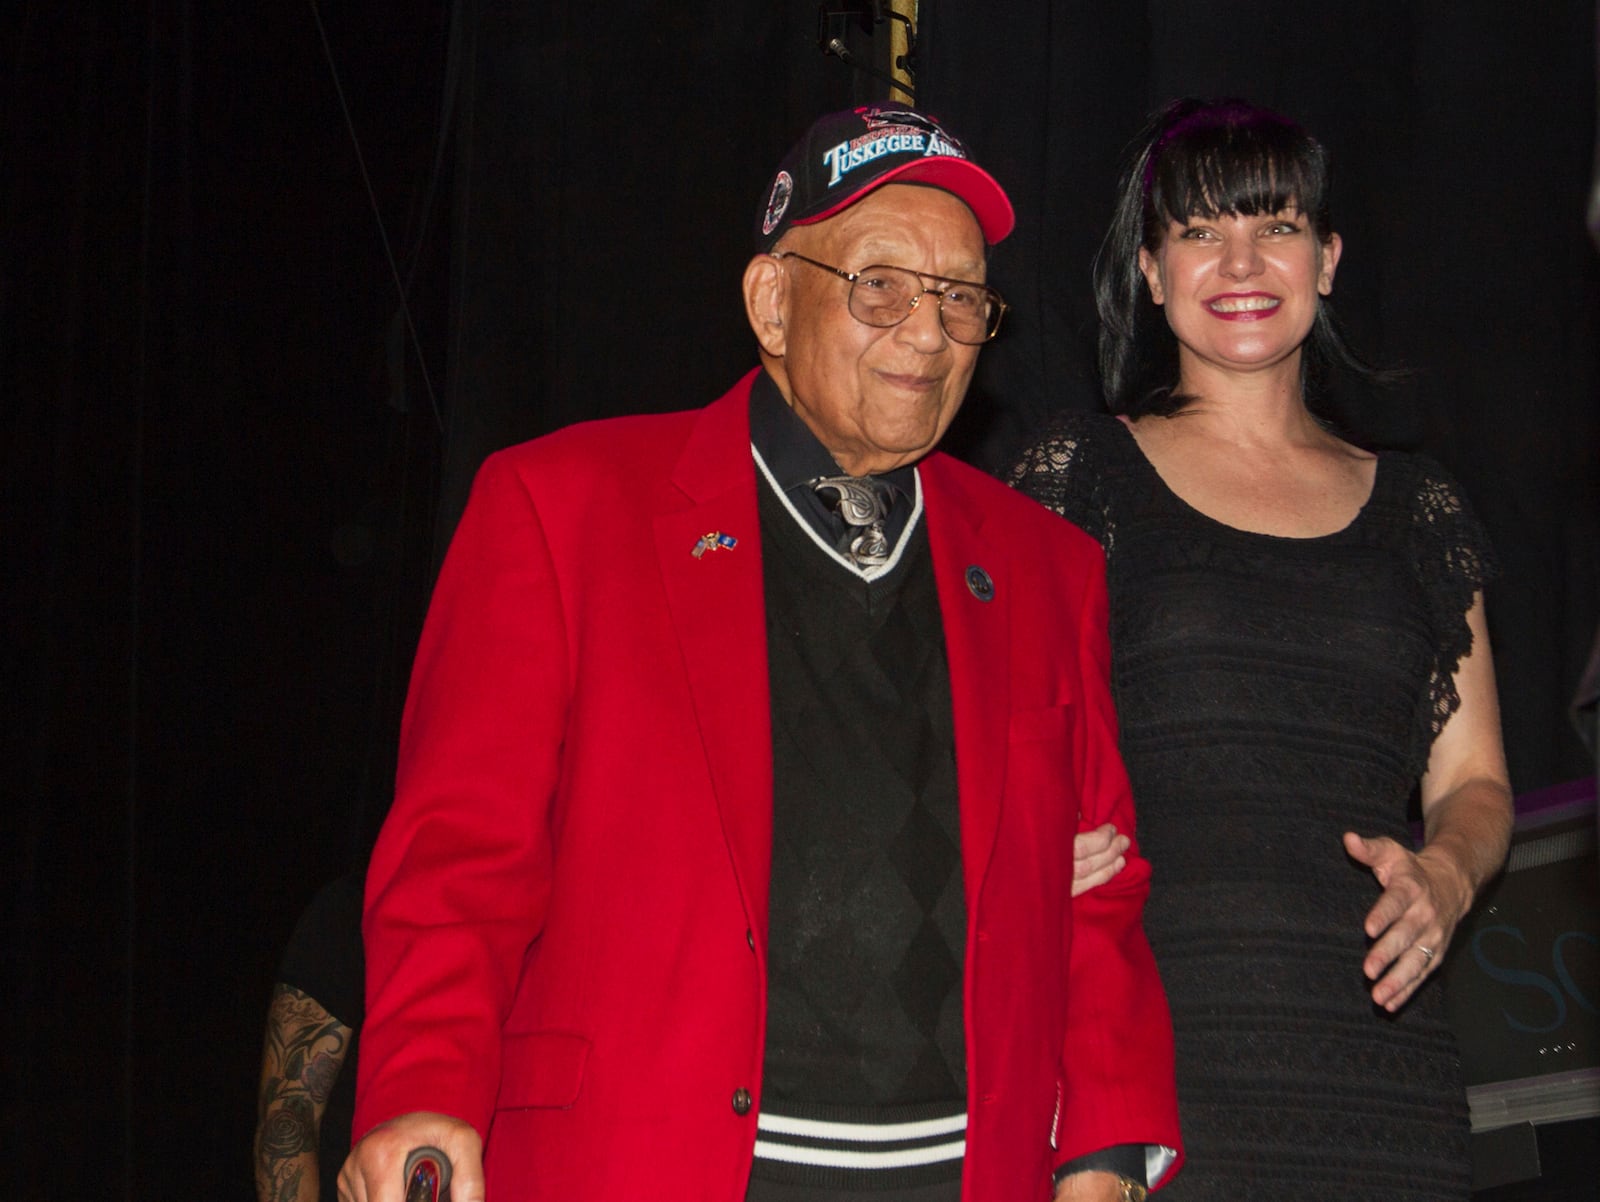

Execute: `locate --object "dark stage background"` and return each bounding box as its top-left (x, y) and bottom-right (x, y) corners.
top-left (6, 2), bottom-right (1597, 1197)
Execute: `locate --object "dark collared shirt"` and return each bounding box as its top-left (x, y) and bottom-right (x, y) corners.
top-left (747, 371), bottom-right (918, 570)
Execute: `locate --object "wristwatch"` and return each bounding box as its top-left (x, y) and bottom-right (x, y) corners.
top-left (1117, 1178), bottom-right (1149, 1202)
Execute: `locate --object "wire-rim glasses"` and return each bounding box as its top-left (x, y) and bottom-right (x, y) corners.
top-left (771, 251), bottom-right (1008, 345)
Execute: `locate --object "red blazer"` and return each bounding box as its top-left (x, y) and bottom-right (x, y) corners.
top-left (355, 371), bottom-right (1180, 1199)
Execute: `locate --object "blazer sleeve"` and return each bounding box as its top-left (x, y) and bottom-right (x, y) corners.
top-left (353, 451), bottom-right (571, 1142)
top-left (1053, 550), bottom-right (1184, 1185)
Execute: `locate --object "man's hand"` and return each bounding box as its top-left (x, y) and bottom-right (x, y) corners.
top-left (1343, 831), bottom-right (1475, 1012)
top-left (338, 1113), bottom-right (483, 1202)
top-left (1053, 1168), bottom-right (1127, 1201)
top-left (1072, 823), bottom-right (1130, 898)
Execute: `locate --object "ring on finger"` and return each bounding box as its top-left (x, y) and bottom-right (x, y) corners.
top-left (1417, 944), bottom-right (1436, 963)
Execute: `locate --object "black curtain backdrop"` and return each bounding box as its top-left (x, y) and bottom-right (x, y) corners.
top-left (7, 4), bottom-right (453, 1197)
top-left (5, 2), bottom-right (1595, 1198)
top-left (431, 0), bottom-right (873, 553)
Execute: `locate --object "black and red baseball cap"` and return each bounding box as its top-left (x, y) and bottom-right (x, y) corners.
top-left (755, 104), bottom-right (1015, 251)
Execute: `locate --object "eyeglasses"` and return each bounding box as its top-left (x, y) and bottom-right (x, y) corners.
top-left (771, 251), bottom-right (1009, 345)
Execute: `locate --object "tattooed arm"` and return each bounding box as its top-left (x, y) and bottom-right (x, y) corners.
top-left (254, 983), bottom-right (352, 1202)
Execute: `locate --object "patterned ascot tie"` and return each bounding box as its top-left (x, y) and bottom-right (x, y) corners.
top-left (811, 474), bottom-right (895, 568)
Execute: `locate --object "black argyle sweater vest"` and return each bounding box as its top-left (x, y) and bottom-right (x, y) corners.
top-left (753, 471), bottom-right (968, 1190)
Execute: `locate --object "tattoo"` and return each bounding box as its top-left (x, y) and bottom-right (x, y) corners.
top-left (254, 983), bottom-right (352, 1202)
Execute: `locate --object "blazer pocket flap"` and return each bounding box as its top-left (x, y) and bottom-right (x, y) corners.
top-left (495, 1029), bottom-right (592, 1110)
top-left (1007, 704), bottom-right (1070, 744)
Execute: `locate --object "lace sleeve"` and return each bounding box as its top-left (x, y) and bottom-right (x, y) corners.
top-left (1004, 412), bottom-right (1114, 550)
top-left (1409, 456), bottom-right (1499, 745)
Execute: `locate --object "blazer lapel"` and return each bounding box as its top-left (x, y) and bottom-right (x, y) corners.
top-left (653, 375), bottom-right (774, 939)
top-left (921, 455), bottom-right (1010, 913)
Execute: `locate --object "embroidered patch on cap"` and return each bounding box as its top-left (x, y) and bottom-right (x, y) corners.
top-left (761, 171), bottom-right (794, 238)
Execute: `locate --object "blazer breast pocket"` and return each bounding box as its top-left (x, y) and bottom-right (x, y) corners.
top-left (495, 1029), bottom-right (592, 1110)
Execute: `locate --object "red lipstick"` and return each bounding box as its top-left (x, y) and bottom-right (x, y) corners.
top-left (1203, 291), bottom-right (1282, 321)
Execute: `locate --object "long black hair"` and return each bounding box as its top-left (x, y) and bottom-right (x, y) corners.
top-left (1095, 97), bottom-right (1384, 416)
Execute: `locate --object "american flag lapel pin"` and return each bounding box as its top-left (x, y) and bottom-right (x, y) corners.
top-left (692, 531), bottom-right (738, 559)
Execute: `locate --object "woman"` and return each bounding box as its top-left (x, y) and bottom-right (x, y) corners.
top-left (1015, 98), bottom-right (1513, 1199)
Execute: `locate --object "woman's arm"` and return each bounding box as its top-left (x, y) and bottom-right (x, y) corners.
top-left (1343, 591), bottom-right (1513, 1011)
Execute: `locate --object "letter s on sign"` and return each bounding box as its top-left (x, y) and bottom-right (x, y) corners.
top-left (1552, 931), bottom-right (1598, 1015)
top-left (1471, 924), bottom-right (1567, 1034)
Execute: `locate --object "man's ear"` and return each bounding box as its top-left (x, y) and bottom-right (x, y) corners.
top-left (743, 253), bottom-right (788, 357)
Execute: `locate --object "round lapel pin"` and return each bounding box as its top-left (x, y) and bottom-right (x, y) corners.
top-left (965, 565), bottom-right (994, 602)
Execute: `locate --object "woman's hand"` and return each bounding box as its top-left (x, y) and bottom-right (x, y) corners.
top-left (1343, 831), bottom-right (1475, 1011)
top-left (1073, 822), bottom-right (1130, 898)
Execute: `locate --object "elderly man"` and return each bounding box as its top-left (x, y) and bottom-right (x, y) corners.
top-left (341, 104), bottom-right (1180, 1202)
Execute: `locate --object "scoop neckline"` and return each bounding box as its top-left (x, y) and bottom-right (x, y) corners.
top-left (1108, 415), bottom-right (1385, 543)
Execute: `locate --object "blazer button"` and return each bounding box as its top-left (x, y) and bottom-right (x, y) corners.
top-left (746, 928), bottom-right (755, 951)
top-left (732, 1087), bottom-right (753, 1115)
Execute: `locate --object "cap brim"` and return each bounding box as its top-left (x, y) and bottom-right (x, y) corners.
top-left (796, 158), bottom-right (1016, 245)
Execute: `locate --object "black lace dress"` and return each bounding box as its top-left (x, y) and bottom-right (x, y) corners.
top-left (1010, 413), bottom-right (1494, 1201)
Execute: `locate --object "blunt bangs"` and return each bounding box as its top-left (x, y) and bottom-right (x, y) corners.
top-left (1143, 103), bottom-right (1331, 243)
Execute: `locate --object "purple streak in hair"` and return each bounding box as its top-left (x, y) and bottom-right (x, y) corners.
top-left (1142, 100), bottom-right (1303, 197)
